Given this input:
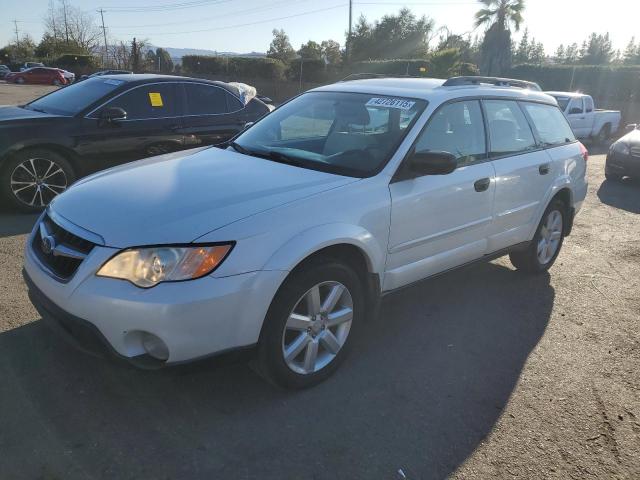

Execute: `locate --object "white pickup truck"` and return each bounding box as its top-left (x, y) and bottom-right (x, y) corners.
top-left (546, 91), bottom-right (621, 144)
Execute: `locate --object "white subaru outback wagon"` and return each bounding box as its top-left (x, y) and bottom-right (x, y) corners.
top-left (24, 76), bottom-right (588, 388)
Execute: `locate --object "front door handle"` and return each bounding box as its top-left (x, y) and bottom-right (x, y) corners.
top-left (539, 163), bottom-right (550, 175)
top-left (474, 177), bottom-right (491, 192)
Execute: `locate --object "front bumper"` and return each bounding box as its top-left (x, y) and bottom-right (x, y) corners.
top-left (24, 234), bottom-right (288, 366)
top-left (606, 151), bottom-right (640, 177)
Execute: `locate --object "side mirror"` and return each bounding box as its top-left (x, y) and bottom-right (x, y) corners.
top-left (409, 150), bottom-right (457, 176)
top-left (568, 107), bottom-right (583, 115)
top-left (99, 106), bottom-right (127, 125)
top-left (624, 123), bottom-right (638, 132)
top-left (243, 121), bottom-right (254, 130)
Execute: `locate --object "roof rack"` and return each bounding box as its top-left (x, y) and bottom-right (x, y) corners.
top-left (340, 73), bottom-right (422, 82)
top-left (442, 76), bottom-right (542, 91)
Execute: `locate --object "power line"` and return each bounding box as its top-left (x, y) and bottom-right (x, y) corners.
top-left (100, 0), bottom-right (233, 13)
top-left (107, 0), bottom-right (311, 29)
top-left (124, 4), bottom-right (347, 36)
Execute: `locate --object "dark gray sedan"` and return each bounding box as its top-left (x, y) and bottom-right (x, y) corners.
top-left (606, 125), bottom-right (640, 181)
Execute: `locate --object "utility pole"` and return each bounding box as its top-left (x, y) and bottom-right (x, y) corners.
top-left (13, 20), bottom-right (19, 45)
top-left (98, 8), bottom-right (108, 67)
top-left (61, 0), bottom-right (70, 44)
top-left (346, 0), bottom-right (353, 61)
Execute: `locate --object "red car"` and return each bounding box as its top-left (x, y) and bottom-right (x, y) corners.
top-left (5, 67), bottom-right (67, 86)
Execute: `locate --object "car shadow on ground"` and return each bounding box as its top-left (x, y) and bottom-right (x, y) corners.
top-left (0, 262), bottom-right (554, 480)
top-left (597, 178), bottom-right (640, 214)
top-left (0, 209), bottom-right (39, 238)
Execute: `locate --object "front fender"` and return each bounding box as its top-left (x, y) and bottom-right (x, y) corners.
top-left (262, 223), bottom-right (386, 276)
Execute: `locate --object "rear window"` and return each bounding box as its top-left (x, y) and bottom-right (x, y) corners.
top-left (552, 96), bottom-right (570, 111)
top-left (522, 102), bottom-right (576, 146)
top-left (27, 77), bottom-right (124, 116)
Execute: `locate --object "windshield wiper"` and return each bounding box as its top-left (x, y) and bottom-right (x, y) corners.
top-left (228, 142), bottom-right (305, 167)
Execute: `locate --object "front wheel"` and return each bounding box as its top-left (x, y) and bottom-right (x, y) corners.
top-left (15, 77), bottom-right (25, 84)
top-left (509, 200), bottom-right (566, 273)
top-left (255, 259), bottom-right (364, 389)
top-left (52, 79), bottom-right (61, 86)
top-left (0, 148), bottom-right (75, 212)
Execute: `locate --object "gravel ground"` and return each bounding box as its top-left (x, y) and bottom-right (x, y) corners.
top-left (0, 81), bottom-right (58, 105)
top-left (0, 81), bottom-right (638, 478)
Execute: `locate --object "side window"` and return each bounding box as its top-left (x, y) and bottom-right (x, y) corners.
top-left (484, 100), bottom-right (536, 157)
top-left (568, 97), bottom-right (584, 115)
top-left (585, 96), bottom-right (594, 113)
top-left (521, 102), bottom-right (576, 146)
top-left (226, 93), bottom-right (243, 112)
top-left (414, 100), bottom-right (486, 167)
top-left (184, 84), bottom-right (228, 115)
top-left (101, 83), bottom-right (176, 120)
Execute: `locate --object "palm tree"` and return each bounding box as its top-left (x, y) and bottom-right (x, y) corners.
top-left (474, 0), bottom-right (525, 31)
top-left (475, 0), bottom-right (526, 76)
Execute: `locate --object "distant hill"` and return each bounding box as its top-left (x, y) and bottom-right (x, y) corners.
top-left (152, 46), bottom-right (266, 64)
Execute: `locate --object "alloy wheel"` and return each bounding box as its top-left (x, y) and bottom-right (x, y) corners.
top-left (10, 157), bottom-right (68, 208)
top-left (281, 281), bottom-right (354, 375)
top-left (537, 210), bottom-right (563, 265)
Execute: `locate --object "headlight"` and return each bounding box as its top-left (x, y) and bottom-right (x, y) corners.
top-left (611, 142), bottom-right (630, 155)
top-left (97, 244), bottom-right (233, 288)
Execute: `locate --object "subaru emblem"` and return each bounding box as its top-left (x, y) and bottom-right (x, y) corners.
top-left (41, 235), bottom-right (56, 255)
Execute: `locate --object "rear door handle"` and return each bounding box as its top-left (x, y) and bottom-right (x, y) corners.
top-left (474, 177), bottom-right (491, 192)
top-left (539, 163), bottom-right (550, 175)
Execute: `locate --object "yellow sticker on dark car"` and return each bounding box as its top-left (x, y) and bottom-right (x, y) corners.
top-left (149, 92), bottom-right (163, 107)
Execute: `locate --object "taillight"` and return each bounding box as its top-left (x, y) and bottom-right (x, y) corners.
top-left (579, 141), bottom-right (589, 162)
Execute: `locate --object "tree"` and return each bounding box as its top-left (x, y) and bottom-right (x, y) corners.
top-left (579, 33), bottom-right (614, 65)
top-left (0, 36), bottom-right (37, 64)
top-left (437, 31), bottom-right (480, 65)
top-left (428, 48), bottom-right (479, 77)
top-left (267, 29), bottom-right (296, 63)
top-left (623, 37), bottom-right (640, 65)
top-left (155, 48), bottom-right (173, 72)
top-left (475, 0), bottom-right (526, 75)
top-left (320, 40), bottom-right (342, 65)
top-left (297, 40), bottom-right (322, 60)
top-left (348, 8), bottom-right (436, 62)
top-left (44, 0), bottom-right (102, 54)
top-left (513, 29), bottom-right (545, 65)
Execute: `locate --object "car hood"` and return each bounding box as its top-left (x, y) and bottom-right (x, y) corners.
top-left (0, 105), bottom-right (64, 122)
top-left (50, 147), bottom-right (359, 247)
top-left (621, 129), bottom-right (640, 145)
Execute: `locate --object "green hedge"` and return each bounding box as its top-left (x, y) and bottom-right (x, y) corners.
top-left (182, 55), bottom-right (286, 80)
top-left (509, 64), bottom-right (640, 102)
top-left (348, 59), bottom-right (431, 76)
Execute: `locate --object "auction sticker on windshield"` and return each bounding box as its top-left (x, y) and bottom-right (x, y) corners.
top-left (366, 97), bottom-right (416, 110)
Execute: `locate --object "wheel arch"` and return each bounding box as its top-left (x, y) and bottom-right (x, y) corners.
top-left (2, 143), bottom-right (81, 176)
top-left (549, 187), bottom-right (574, 236)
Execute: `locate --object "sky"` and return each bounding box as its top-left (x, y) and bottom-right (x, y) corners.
top-left (2, 0), bottom-right (637, 55)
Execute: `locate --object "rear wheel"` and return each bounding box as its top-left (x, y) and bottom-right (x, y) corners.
top-left (0, 149), bottom-right (75, 212)
top-left (255, 259), bottom-right (364, 389)
top-left (509, 200), bottom-right (565, 273)
top-left (596, 124), bottom-right (611, 145)
top-left (15, 77), bottom-right (25, 84)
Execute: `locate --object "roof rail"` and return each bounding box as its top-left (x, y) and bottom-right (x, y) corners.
top-left (340, 73), bottom-right (421, 82)
top-left (443, 76), bottom-right (542, 91)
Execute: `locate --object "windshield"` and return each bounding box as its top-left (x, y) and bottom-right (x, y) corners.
top-left (26, 77), bottom-right (126, 116)
top-left (233, 91), bottom-right (426, 177)
top-left (551, 96), bottom-right (571, 112)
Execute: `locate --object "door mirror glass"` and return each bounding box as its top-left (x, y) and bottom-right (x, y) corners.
top-left (409, 150), bottom-right (457, 176)
top-left (100, 106), bottom-right (127, 124)
top-left (568, 107), bottom-right (583, 115)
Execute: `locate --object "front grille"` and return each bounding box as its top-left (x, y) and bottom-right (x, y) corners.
top-left (630, 146), bottom-right (640, 158)
top-left (32, 214), bottom-right (95, 280)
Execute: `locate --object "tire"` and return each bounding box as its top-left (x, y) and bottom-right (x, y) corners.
top-left (15, 77), bottom-right (25, 84)
top-left (53, 79), bottom-right (61, 86)
top-left (596, 124), bottom-right (611, 145)
top-left (0, 148), bottom-right (75, 212)
top-left (509, 200), bottom-right (566, 274)
top-left (255, 258), bottom-right (364, 389)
